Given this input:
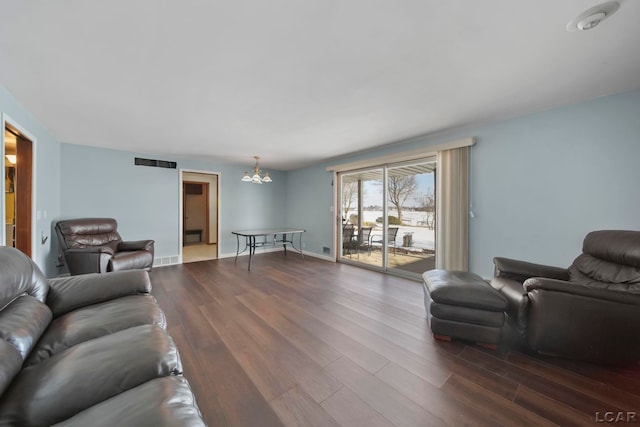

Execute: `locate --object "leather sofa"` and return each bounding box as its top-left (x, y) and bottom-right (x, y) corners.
top-left (491, 230), bottom-right (640, 364)
top-left (0, 246), bottom-right (205, 426)
top-left (55, 218), bottom-right (154, 275)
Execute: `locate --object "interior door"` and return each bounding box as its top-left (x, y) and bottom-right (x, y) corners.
top-left (4, 125), bottom-right (32, 256)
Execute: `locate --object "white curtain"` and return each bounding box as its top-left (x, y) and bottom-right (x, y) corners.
top-left (436, 146), bottom-right (469, 271)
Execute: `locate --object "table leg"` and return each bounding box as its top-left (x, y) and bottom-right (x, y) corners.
top-left (234, 234), bottom-right (240, 263)
top-left (248, 235), bottom-right (254, 271)
top-left (299, 232), bottom-right (304, 259)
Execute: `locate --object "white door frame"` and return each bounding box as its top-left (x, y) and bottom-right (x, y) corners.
top-left (179, 169), bottom-right (220, 262)
top-left (1, 113), bottom-right (37, 256)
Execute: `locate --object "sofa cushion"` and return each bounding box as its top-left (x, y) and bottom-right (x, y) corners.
top-left (582, 229), bottom-right (640, 268)
top-left (0, 247), bottom-right (49, 307)
top-left (56, 218), bottom-right (121, 249)
top-left (0, 295), bottom-right (52, 360)
top-left (0, 340), bottom-right (22, 396)
top-left (25, 295), bottom-right (166, 367)
top-left (52, 376), bottom-right (205, 427)
top-left (47, 270), bottom-right (152, 317)
top-left (570, 254), bottom-right (640, 292)
top-left (0, 324), bottom-right (182, 427)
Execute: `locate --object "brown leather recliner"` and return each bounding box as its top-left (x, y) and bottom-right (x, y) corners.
top-left (491, 230), bottom-right (640, 364)
top-left (56, 218), bottom-right (154, 275)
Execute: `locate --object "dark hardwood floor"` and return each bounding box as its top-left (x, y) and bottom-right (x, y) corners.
top-left (150, 252), bottom-right (640, 426)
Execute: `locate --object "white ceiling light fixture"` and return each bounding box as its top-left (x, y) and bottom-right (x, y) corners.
top-left (566, 1), bottom-right (620, 32)
top-left (241, 156), bottom-right (272, 184)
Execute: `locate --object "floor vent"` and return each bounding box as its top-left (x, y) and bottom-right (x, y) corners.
top-left (153, 256), bottom-right (180, 266)
top-left (323, 246), bottom-right (331, 254)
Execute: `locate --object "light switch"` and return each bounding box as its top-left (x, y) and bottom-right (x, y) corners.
top-left (37, 211), bottom-right (42, 220)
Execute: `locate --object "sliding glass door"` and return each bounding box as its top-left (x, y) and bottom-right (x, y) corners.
top-left (338, 158), bottom-right (436, 279)
top-left (339, 168), bottom-right (384, 269)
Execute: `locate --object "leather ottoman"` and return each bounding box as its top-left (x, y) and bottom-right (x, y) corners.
top-left (422, 270), bottom-right (508, 349)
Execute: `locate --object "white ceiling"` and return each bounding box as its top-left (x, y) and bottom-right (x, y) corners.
top-left (1, 1), bottom-right (639, 170)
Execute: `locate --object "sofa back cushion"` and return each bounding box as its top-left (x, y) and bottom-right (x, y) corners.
top-left (0, 340), bottom-right (22, 396)
top-left (0, 247), bottom-right (49, 307)
top-left (0, 247), bottom-right (53, 399)
top-left (0, 295), bottom-right (52, 360)
top-left (569, 230), bottom-right (640, 292)
top-left (56, 218), bottom-right (122, 250)
top-left (583, 230), bottom-right (640, 268)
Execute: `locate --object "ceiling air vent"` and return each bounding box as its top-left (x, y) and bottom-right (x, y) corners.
top-left (134, 157), bottom-right (177, 169)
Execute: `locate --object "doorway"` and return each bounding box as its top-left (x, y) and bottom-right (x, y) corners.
top-left (181, 171), bottom-right (219, 263)
top-left (337, 158), bottom-right (436, 279)
top-left (4, 122), bottom-right (33, 256)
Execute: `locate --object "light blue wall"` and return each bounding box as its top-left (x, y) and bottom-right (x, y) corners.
top-left (287, 89), bottom-right (640, 278)
top-left (1, 85), bottom-right (61, 276)
top-left (60, 143), bottom-right (287, 264)
top-left (286, 163), bottom-right (335, 256)
top-left (5, 79), bottom-right (640, 279)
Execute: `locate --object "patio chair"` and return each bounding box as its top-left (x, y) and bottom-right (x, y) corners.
top-left (342, 224), bottom-right (356, 256)
top-left (370, 226), bottom-right (399, 255)
top-left (355, 226), bottom-right (373, 257)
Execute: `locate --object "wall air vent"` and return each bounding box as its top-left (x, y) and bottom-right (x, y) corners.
top-left (134, 157), bottom-right (177, 169)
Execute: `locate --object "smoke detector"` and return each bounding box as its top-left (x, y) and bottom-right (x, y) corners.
top-left (566, 1), bottom-right (620, 32)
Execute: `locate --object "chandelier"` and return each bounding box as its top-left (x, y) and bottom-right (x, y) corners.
top-left (241, 156), bottom-right (272, 184)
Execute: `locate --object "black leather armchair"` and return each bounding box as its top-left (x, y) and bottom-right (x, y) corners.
top-left (491, 230), bottom-right (640, 364)
top-left (56, 218), bottom-right (154, 275)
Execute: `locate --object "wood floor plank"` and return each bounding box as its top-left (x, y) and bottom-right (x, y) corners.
top-left (545, 358), bottom-right (640, 397)
top-left (513, 385), bottom-right (611, 427)
top-left (226, 301), bottom-right (343, 404)
top-left (506, 351), bottom-right (640, 412)
top-left (150, 275), bottom-right (182, 328)
top-left (199, 302), bottom-right (297, 401)
top-left (167, 290), bottom-right (220, 348)
top-left (441, 374), bottom-right (556, 427)
top-left (270, 387), bottom-right (340, 427)
top-left (269, 294), bottom-right (390, 374)
top-left (323, 291), bottom-right (430, 341)
top-left (166, 325), bottom-right (229, 426)
top-left (275, 290), bottom-right (452, 388)
top-left (321, 387), bottom-right (395, 427)
top-left (325, 357), bottom-right (445, 427)
top-left (193, 341), bottom-right (285, 427)
top-left (237, 291), bottom-right (343, 368)
top-left (149, 253), bottom-right (640, 426)
top-left (459, 346), bottom-right (629, 416)
top-left (375, 362), bottom-right (498, 427)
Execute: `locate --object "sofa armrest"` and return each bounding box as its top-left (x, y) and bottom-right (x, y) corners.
top-left (47, 270), bottom-right (152, 317)
top-left (524, 277), bottom-right (640, 363)
top-left (524, 277), bottom-right (640, 306)
top-left (118, 240), bottom-right (154, 252)
top-left (493, 257), bottom-right (569, 283)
